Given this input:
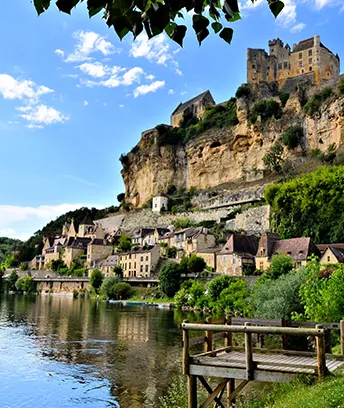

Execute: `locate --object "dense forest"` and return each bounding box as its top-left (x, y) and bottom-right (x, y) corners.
top-left (265, 166), bottom-right (344, 244)
top-left (0, 237), bottom-right (22, 265)
top-left (11, 205), bottom-right (119, 264)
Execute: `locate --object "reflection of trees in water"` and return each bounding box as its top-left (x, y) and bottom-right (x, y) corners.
top-left (0, 295), bottom-right (184, 408)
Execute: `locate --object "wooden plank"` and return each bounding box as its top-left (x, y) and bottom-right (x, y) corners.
top-left (316, 325), bottom-right (327, 380)
top-left (227, 380), bottom-right (249, 403)
top-left (183, 320), bottom-right (190, 375)
top-left (205, 317), bottom-right (213, 354)
top-left (200, 379), bottom-right (228, 408)
top-left (197, 376), bottom-right (225, 408)
top-left (227, 378), bottom-right (235, 408)
top-left (181, 323), bottom-right (325, 337)
top-left (190, 364), bottom-right (247, 380)
top-left (188, 375), bottom-right (197, 408)
top-left (192, 346), bottom-right (232, 358)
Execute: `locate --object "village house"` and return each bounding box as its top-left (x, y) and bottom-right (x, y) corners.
top-left (247, 35), bottom-right (340, 88)
top-left (196, 247), bottom-right (221, 271)
top-left (173, 227), bottom-right (216, 258)
top-left (132, 227), bottom-right (170, 247)
top-left (152, 194), bottom-right (168, 212)
top-left (93, 255), bottom-right (121, 276)
top-left (170, 90), bottom-right (215, 127)
top-left (319, 245), bottom-right (344, 265)
top-left (87, 238), bottom-right (113, 267)
top-left (63, 237), bottom-right (91, 268)
top-left (255, 232), bottom-right (320, 271)
top-left (216, 234), bottom-right (258, 276)
top-left (119, 245), bottom-right (160, 278)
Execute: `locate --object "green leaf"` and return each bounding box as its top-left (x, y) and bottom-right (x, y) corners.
top-left (34, 0), bottom-right (51, 15)
top-left (228, 11), bottom-right (241, 22)
top-left (88, 6), bottom-right (103, 17)
top-left (219, 27), bottom-right (233, 45)
top-left (211, 22), bottom-right (222, 34)
top-left (192, 15), bottom-right (209, 35)
top-left (56, 0), bottom-right (80, 14)
top-left (197, 28), bottom-right (209, 45)
top-left (165, 23), bottom-right (187, 47)
top-left (223, 0), bottom-right (239, 14)
top-left (269, 0), bottom-right (284, 18)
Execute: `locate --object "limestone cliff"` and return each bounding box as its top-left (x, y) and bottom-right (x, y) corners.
top-left (121, 84), bottom-right (344, 207)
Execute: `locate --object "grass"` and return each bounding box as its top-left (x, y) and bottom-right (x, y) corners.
top-left (242, 368), bottom-right (344, 408)
top-left (128, 286), bottom-right (174, 303)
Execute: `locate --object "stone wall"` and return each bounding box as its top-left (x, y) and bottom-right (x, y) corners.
top-left (226, 205), bottom-right (270, 235)
top-left (38, 280), bottom-right (90, 294)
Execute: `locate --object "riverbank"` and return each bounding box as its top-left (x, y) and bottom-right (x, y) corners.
top-left (243, 367), bottom-right (344, 408)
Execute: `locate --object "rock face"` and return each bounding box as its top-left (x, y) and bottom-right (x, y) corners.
top-left (121, 88), bottom-right (344, 207)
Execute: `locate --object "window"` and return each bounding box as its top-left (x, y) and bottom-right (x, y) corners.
top-left (145, 265), bottom-right (148, 272)
top-left (271, 48), bottom-right (274, 53)
top-left (309, 58), bottom-right (312, 65)
top-left (252, 64), bottom-right (256, 69)
top-left (309, 66), bottom-right (312, 71)
top-left (129, 254), bottom-right (131, 259)
top-left (155, 203), bottom-right (157, 208)
top-left (284, 61), bottom-right (288, 69)
top-left (308, 50), bottom-right (312, 56)
top-left (223, 256), bottom-right (226, 262)
top-left (141, 256), bottom-right (143, 261)
top-left (278, 63), bottom-right (282, 70)
top-left (299, 60), bottom-right (302, 67)
top-left (299, 52), bottom-right (302, 59)
top-left (140, 265), bottom-right (143, 272)
top-left (259, 262), bottom-right (264, 270)
top-left (129, 262), bottom-right (131, 269)
top-left (146, 256), bottom-right (148, 261)
top-left (267, 66), bottom-right (270, 71)
top-left (327, 256), bottom-right (331, 262)
top-left (231, 258), bottom-right (236, 264)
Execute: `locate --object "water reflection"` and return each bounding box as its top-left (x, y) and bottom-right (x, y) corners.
top-left (0, 295), bottom-right (194, 408)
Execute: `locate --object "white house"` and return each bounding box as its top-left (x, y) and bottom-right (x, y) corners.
top-left (152, 195), bottom-right (168, 212)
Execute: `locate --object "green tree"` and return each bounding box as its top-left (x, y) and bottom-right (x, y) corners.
top-left (262, 253), bottom-right (294, 281)
top-left (110, 282), bottom-right (135, 299)
top-left (3, 272), bottom-right (18, 292)
top-left (159, 263), bottom-right (182, 297)
top-left (51, 259), bottom-right (67, 272)
top-left (113, 264), bottom-right (123, 278)
top-left (236, 84), bottom-right (251, 99)
top-left (33, 1), bottom-right (284, 47)
top-left (90, 269), bottom-right (104, 293)
top-left (166, 246), bottom-right (177, 259)
top-left (187, 254), bottom-right (206, 274)
top-left (117, 235), bottom-right (132, 252)
top-left (282, 125), bottom-right (303, 150)
top-left (100, 275), bottom-right (120, 298)
top-left (15, 276), bottom-right (36, 293)
top-left (117, 193), bottom-right (125, 203)
top-left (207, 275), bottom-right (232, 301)
top-left (250, 272), bottom-right (304, 319)
top-left (216, 279), bottom-right (250, 315)
top-left (278, 91), bottom-right (290, 107)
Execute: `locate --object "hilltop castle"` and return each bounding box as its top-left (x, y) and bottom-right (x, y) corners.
top-left (247, 35), bottom-right (340, 88)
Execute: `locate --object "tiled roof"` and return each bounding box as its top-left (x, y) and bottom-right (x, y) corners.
top-left (325, 247), bottom-right (344, 263)
top-left (197, 247), bottom-right (222, 254)
top-left (80, 212), bottom-right (94, 226)
top-left (271, 237), bottom-right (320, 261)
top-left (133, 228), bottom-right (155, 238)
top-left (119, 245), bottom-right (158, 255)
top-left (88, 238), bottom-right (112, 246)
top-left (293, 37), bottom-right (337, 58)
top-left (219, 234), bottom-right (258, 256)
top-left (69, 237), bottom-right (92, 249)
top-left (171, 90), bottom-right (212, 116)
top-left (317, 243), bottom-right (344, 254)
top-left (96, 255), bottom-right (120, 267)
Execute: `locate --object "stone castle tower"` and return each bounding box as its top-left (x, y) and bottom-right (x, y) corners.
top-left (247, 35), bottom-right (340, 88)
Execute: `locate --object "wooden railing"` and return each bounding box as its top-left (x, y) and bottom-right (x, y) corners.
top-left (182, 320), bottom-right (330, 380)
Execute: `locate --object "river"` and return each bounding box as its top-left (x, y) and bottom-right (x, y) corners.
top-left (0, 295), bottom-right (200, 408)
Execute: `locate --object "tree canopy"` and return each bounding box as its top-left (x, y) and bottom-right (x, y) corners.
top-left (33, 0), bottom-right (284, 46)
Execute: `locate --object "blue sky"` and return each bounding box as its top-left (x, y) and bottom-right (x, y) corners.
top-left (0, 0), bottom-right (344, 240)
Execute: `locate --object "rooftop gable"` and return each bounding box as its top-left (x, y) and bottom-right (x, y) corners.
top-left (171, 90), bottom-right (214, 116)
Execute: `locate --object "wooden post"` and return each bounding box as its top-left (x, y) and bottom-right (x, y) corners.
top-left (205, 317), bottom-right (213, 354)
top-left (227, 378), bottom-right (235, 408)
top-left (183, 320), bottom-right (190, 375)
top-left (244, 322), bottom-right (254, 381)
top-left (188, 375), bottom-right (197, 408)
top-left (225, 315), bottom-right (232, 350)
top-left (315, 325), bottom-right (326, 380)
top-left (340, 320), bottom-right (344, 355)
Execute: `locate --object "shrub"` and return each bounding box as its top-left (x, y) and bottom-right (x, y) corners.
top-left (117, 235), bottom-right (132, 252)
top-left (282, 125), bottom-right (304, 149)
top-left (173, 218), bottom-right (192, 230)
top-left (72, 268), bottom-right (87, 277)
top-left (15, 276), bottom-right (36, 293)
top-left (250, 272), bottom-right (304, 319)
top-left (249, 99), bottom-right (282, 123)
top-left (109, 282), bottom-right (134, 299)
top-left (236, 84), bottom-right (252, 99)
top-left (261, 253), bottom-right (294, 281)
top-left (263, 143), bottom-right (284, 173)
top-left (117, 193), bottom-right (125, 203)
top-left (3, 272), bottom-right (18, 292)
top-left (90, 269), bottom-right (103, 293)
top-left (171, 205), bottom-right (177, 215)
top-left (309, 148), bottom-right (321, 158)
top-left (159, 263), bottom-right (182, 297)
top-left (186, 254), bottom-right (206, 274)
top-left (113, 264), bottom-right (123, 278)
top-left (166, 246), bottom-right (177, 258)
top-left (50, 259), bottom-right (67, 272)
top-left (338, 77), bottom-right (344, 95)
top-left (333, 151), bottom-right (344, 165)
top-left (100, 275), bottom-right (120, 298)
top-left (304, 87), bottom-right (333, 116)
top-left (19, 262), bottom-right (29, 271)
top-left (215, 279), bottom-right (250, 315)
top-left (207, 275), bottom-right (232, 301)
top-left (167, 184), bottom-right (177, 195)
top-left (278, 91), bottom-right (290, 107)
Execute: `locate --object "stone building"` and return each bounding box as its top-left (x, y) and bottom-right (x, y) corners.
top-left (216, 234), bottom-right (258, 276)
top-left (119, 245), bottom-right (160, 278)
top-left (63, 237), bottom-right (91, 268)
top-left (247, 35), bottom-right (340, 88)
top-left (170, 90), bottom-right (215, 127)
top-left (319, 246), bottom-right (344, 265)
top-left (172, 227), bottom-right (216, 258)
top-left (152, 195), bottom-right (168, 212)
top-left (132, 227), bottom-right (170, 246)
top-left (255, 232), bottom-right (320, 271)
top-left (196, 247), bottom-right (221, 271)
top-left (93, 255), bottom-right (121, 276)
top-left (86, 238), bottom-right (113, 267)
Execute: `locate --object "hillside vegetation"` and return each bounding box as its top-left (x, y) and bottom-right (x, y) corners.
top-left (0, 237), bottom-right (22, 265)
top-left (265, 166), bottom-right (344, 244)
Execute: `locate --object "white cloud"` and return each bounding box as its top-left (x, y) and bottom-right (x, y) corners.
top-left (130, 34), bottom-right (182, 74)
top-left (20, 105), bottom-right (69, 127)
top-left (146, 74), bottom-right (155, 81)
top-left (0, 74), bottom-right (53, 103)
top-left (78, 62), bottom-right (109, 78)
top-left (122, 67), bottom-right (144, 85)
top-left (65, 31), bottom-right (119, 63)
top-left (84, 100), bottom-right (89, 106)
top-left (181, 91), bottom-right (187, 95)
top-left (133, 80), bottom-right (165, 97)
top-left (119, 104), bottom-right (124, 108)
top-left (290, 22), bottom-right (307, 33)
top-left (276, 0), bottom-right (297, 27)
top-left (55, 49), bottom-right (65, 57)
top-left (28, 124), bottom-right (44, 129)
top-left (168, 89), bottom-right (174, 95)
top-left (0, 228), bottom-right (17, 237)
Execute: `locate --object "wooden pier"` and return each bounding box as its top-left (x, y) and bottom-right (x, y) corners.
top-left (181, 319), bottom-right (344, 408)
